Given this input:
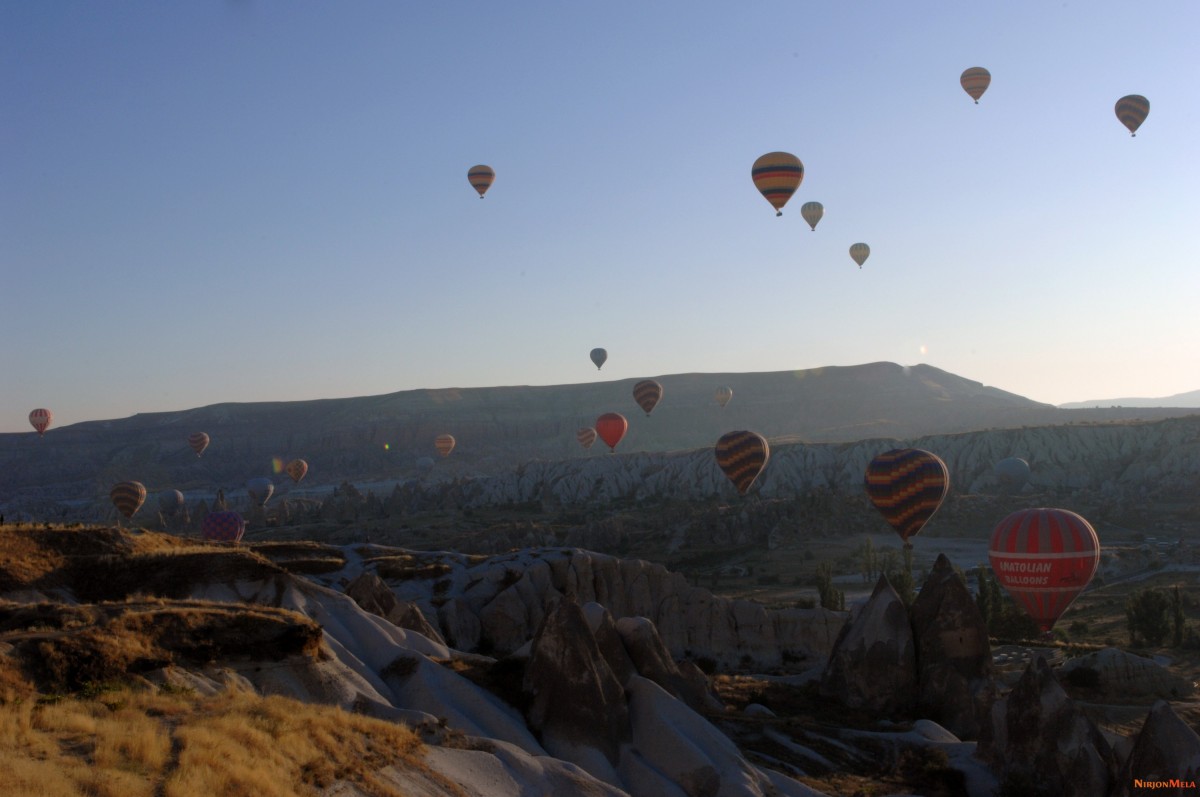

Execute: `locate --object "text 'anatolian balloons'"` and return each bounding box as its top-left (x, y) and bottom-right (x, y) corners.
top-left (989, 507), bottom-right (1099, 633)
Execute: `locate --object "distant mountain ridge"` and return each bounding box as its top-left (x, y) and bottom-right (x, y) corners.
top-left (1059, 388), bottom-right (1200, 409)
top-left (2, 361), bottom-right (1197, 516)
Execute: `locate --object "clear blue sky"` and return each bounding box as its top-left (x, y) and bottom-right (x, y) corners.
top-left (3, 1), bottom-right (1198, 433)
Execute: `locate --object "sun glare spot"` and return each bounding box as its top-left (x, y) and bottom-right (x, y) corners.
top-left (384, 443), bottom-right (390, 451)
top-left (919, 344), bottom-right (928, 356)
top-left (271, 457), bottom-right (283, 474)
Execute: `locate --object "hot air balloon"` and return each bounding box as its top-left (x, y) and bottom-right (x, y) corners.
top-left (1115, 95), bottom-right (1149, 137)
top-left (849, 243), bottom-right (870, 269)
top-left (715, 386), bottom-right (733, 408)
top-left (416, 456), bottom-right (435, 474)
top-left (632, 380), bottom-right (663, 416)
top-left (247, 477), bottom-right (274, 506)
top-left (800, 201), bottom-right (824, 231)
top-left (468, 165), bottom-right (495, 197)
top-left (715, 431), bottom-right (770, 495)
top-left (285, 459), bottom-right (308, 483)
top-left (595, 412), bottom-right (628, 452)
top-left (577, 427), bottom-right (597, 449)
top-left (435, 434), bottom-right (456, 457)
top-left (202, 510), bottom-right (246, 543)
top-left (751, 152), bottom-right (804, 216)
top-left (960, 67), bottom-right (991, 103)
top-left (28, 408), bottom-right (52, 437)
top-left (590, 348), bottom-right (608, 370)
top-left (994, 457), bottom-right (1031, 493)
top-left (110, 481), bottom-right (147, 519)
top-left (188, 432), bottom-right (210, 457)
top-left (864, 448), bottom-right (949, 544)
top-left (989, 508), bottom-right (1100, 633)
top-left (158, 489), bottom-right (185, 517)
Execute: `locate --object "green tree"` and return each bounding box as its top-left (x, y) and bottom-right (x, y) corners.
top-left (859, 536), bottom-right (878, 584)
top-left (815, 563), bottom-right (845, 611)
top-left (1126, 588), bottom-right (1172, 647)
top-left (1172, 585), bottom-right (1185, 648)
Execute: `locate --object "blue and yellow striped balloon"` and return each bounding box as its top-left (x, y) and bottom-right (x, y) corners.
top-left (715, 430), bottom-right (770, 495)
top-left (864, 448), bottom-right (949, 544)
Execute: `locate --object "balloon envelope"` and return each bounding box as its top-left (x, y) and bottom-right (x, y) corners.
top-left (849, 243), bottom-right (870, 268)
top-left (595, 412), bottom-right (628, 452)
top-left (29, 408), bottom-right (53, 437)
top-left (751, 152), bottom-right (804, 216)
top-left (158, 489), bottom-right (185, 517)
top-left (202, 510), bottom-right (246, 543)
top-left (285, 458), bottom-right (308, 483)
top-left (188, 432), bottom-right (210, 457)
top-left (994, 457), bottom-right (1031, 493)
top-left (247, 477), bottom-right (274, 506)
top-left (632, 380), bottom-right (663, 416)
top-left (468, 165), bottom-right (495, 197)
top-left (416, 456), bottom-right (435, 473)
top-left (576, 427), bottom-right (597, 449)
top-left (800, 201), bottom-right (824, 231)
top-left (110, 481), bottom-right (147, 519)
top-left (960, 67), bottom-right (991, 103)
top-left (1115, 95), bottom-right (1149, 136)
top-left (989, 508), bottom-right (1099, 632)
top-left (715, 431), bottom-right (770, 495)
top-left (435, 434), bottom-right (456, 457)
top-left (715, 386), bottom-right (733, 408)
top-left (590, 348), bottom-right (608, 370)
top-left (864, 448), bottom-right (949, 543)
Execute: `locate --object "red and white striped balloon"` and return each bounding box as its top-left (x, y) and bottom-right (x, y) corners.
top-left (29, 408), bottom-right (53, 437)
top-left (988, 507), bottom-right (1100, 633)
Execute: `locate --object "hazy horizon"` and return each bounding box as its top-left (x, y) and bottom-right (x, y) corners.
top-left (4, 2), bottom-right (1198, 433)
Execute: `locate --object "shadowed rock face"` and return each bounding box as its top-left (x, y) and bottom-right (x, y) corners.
top-left (910, 553), bottom-right (994, 740)
top-left (820, 574), bottom-right (916, 714)
top-left (1061, 647), bottom-right (1194, 703)
top-left (1117, 700), bottom-right (1200, 797)
top-left (345, 571), bottom-right (445, 645)
top-left (523, 599), bottom-right (631, 766)
top-left (978, 656), bottom-right (1116, 797)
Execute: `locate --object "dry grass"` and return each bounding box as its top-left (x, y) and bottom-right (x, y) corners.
top-left (0, 684), bottom-right (464, 797)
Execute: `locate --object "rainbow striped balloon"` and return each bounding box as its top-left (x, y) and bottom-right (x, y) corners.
top-left (960, 67), bottom-right (991, 103)
top-left (202, 510), bottom-right (246, 543)
top-left (632, 379), bottom-right (663, 416)
top-left (751, 152), bottom-right (804, 216)
top-left (1115, 95), bottom-right (1149, 137)
top-left (864, 448), bottom-right (949, 543)
top-left (989, 508), bottom-right (1099, 632)
top-left (110, 481), bottom-right (147, 519)
top-left (468, 165), bottom-right (495, 197)
top-left (715, 430), bottom-right (770, 495)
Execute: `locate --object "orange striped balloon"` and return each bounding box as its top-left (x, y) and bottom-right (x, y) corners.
top-left (285, 458), bottom-right (308, 483)
top-left (435, 434), bottom-right (456, 457)
top-left (751, 152), bottom-right (804, 216)
top-left (632, 379), bottom-right (663, 416)
top-left (28, 408), bottom-right (53, 437)
top-left (715, 431), bottom-right (770, 495)
top-left (468, 165), bottom-right (495, 197)
top-left (188, 432), bottom-right (210, 457)
top-left (576, 427), bottom-right (597, 449)
top-left (110, 481), bottom-right (147, 519)
top-left (960, 67), bottom-right (991, 103)
top-left (1115, 95), bottom-right (1149, 136)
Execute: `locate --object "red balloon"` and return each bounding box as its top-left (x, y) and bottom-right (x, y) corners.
top-left (595, 413), bottom-right (628, 452)
top-left (988, 508), bottom-right (1100, 633)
